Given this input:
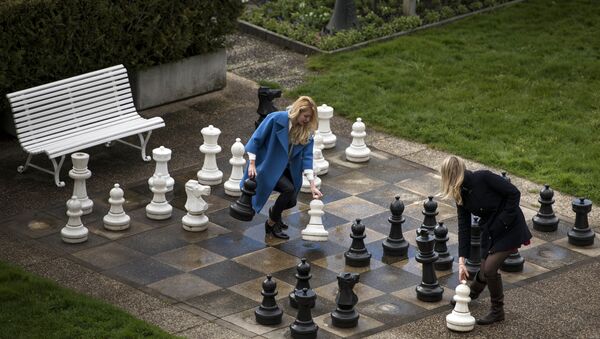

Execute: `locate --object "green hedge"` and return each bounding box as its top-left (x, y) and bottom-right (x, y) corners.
top-left (0, 0), bottom-right (242, 127)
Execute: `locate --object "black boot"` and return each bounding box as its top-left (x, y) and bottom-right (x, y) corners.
top-left (269, 207), bottom-right (288, 229)
top-left (265, 220), bottom-right (289, 239)
top-left (476, 273), bottom-right (505, 325)
top-left (451, 271), bottom-right (487, 306)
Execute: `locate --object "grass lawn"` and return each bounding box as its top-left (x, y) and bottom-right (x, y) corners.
top-left (292, 0), bottom-right (600, 201)
top-left (0, 261), bottom-right (176, 339)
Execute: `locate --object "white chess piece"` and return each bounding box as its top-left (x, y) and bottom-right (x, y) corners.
top-left (224, 138), bottom-right (246, 197)
top-left (197, 125), bottom-right (223, 185)
top-left (313, 130), bottom-right (329, 175)
top-left (103, 183), bottom-right (131, 231)
top-left (146, 177), bottom-right (172, 220)
top-left (317, 104), bottom-right (337, 149)
top-left (148, 146), bottom-right (174, 192)
top-left (345, 118), bottom-right (370, 163)
top-left (301, 199), bottom-right (329, 241)
top-left (70, 152), bottom-right (93, 215)
top-left (301, 164), bottom-right (321, 193)
top-left (61, 196), bottom-right (88, 243)
top-left (182, 180), bottom-right (211, 232)
top-left (446, 280), bottom-right (476, 332)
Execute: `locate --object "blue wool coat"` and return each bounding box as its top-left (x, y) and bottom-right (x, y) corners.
top-left (242, 111), bottom-right (314, 214)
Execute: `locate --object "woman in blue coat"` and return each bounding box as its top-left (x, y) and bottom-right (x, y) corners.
top-left (243, 96), bottom-right (323, 239)
top-left (441, 156), bottom-right (532, 325)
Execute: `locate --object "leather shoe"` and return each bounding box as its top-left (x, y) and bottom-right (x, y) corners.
top-left (268, 207), bottom-right (288, 229)
top-left (265, 220), bottom-right (289, 239)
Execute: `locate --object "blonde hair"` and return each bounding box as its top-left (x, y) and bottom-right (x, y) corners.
top-left (288, 96), bottom-right (318, 145)
top-left (441, 156), bottom-right (466, 205)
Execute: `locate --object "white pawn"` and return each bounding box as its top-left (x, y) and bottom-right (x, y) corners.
top-left (182, 180), bottom-right (211, 232)
top-left (146, 177), bottom-right (172, 220)
top-left (224, 138), bottom-right (246, 197)
top-left (313, 130), bottom-right (329, 175)
top-left (70, 152), bottom-right (93, 215)
top-left (301, 199), bottom-right (329, 241)
top-left (446, 280), bottom-right (476, 332)
top-left (148, 146), bottom-right (174, 192)
top-left (197, 125), bottom-right (223, 185)
top-left (103, 184), bottom-right (131, 231)
top-left (317, 104), bottom-right (337, 149)
top-left (61, 196), bottom-right (88, 243)
top-left (301, 165), bottom-right (321, 193)
top-left (345, 118), bottom-right (370, 163)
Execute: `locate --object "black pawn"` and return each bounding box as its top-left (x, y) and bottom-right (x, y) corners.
top-left (533, 184), bottom-right (559, 232)
top-left (255, 86), bottom-right (282, 129)
top-left (421, 196), bottom-right (438, 234)
top-left (415, 228), bottom-right (444, 302)
top-left (289, 258), bottom-right (313, 309)
top-left (345, 218), bottom-right (371, 267)
top-left (568, 197), bottom-right (595, 246)
top-left (255, 275), bottom-right (283, 325)
top-left (382, 195), bottom-right (409, 258)
top-left (331, 272), bottom-right (360, 328)
top-left (230, 178), bottom-right (256, 221)
top-left (433, 222), bottom-right (453, 271)
top-left (290, 288), bottom-right (318, 339)
top-left (465, 216), bottom-right (482, 280)
top-left (500, 171), bottom-right (524, 272)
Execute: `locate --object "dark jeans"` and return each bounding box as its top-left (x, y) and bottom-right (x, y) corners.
top-left (270, 168), bottom-right (297, 223)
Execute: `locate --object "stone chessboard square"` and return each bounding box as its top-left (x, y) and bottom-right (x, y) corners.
top-left (317, 158), bottom-right (355, 178)
top-left (45, 202), bottom-right (106, 226)
top-left (162, 222), bottom-right (232, 243)
top-left (233, 247), bottom-right (299, 274)
top-left (196, 233), bottom-right (266, 258)
top-left (501, 261), bottom-right (551, 284)
top-left (4, 210), bottom-right (64, 239)
top-left (314, 312), bottom-right (384, 338)
top-left (324, 171), bottom-right (388, 196)
top-left (227, 276), bottom-right (295, 303)
top-left (37, 231), bottom-right (109, 254)
top-left (296, 184), bottom-right (351, 205)
top-left (520, 242), bottom-right (588, 270)
top-left (325, 196), bottom-right (388, 222)
top-left (116, 226), bottom-right (189, 256)
top-left (361, 211), bottom-right (422, 235)
top-left (190, 260), bottom-right (263, 288)
top-left (314, 280), bottom-right (385, 304)
top-left (401, 200), bottom-right (456, 224)
top-left (356, 157), bottom-right (426, 183)
top-left (357, 185), bottom-right (425, 210)
top-left (240, 222), bottom-right (303, 246)
top-left (327, 221), bottom-right (387, 249)
top-left (126, 206), bottom-right (186, 229)
top-left (104, 257), bottom-right (183, 286)
top-left (394, 172), bottom-right (442, 197)
top-left (529, 220), bottom-right (576, 242)
top-left (92, 188), bottom-right (151, 213)
top-left (185, 289), bottom-right (258, 318)
top-left (365, 239), bottom-right (418, 265)
top-left (275, 238), bottom-right (347, 262)
top-left (206, 207), bottom-right (268, 233)
top-left (85, 218), bottom-right (156, 241)
top-left (221, 307), bottom-right (295, 336)
top-left (356, 294), bottom-right (428, 324)
top-left (72, 242), bottom-right (146, 270)
top-left (359, 265), bottom-right (422, 293)
top-left (327, 152), bottom-right (369, 171)
top-left (391, 285), bottom-right (453, 310)
top-left (152, 244), bottom-right (227, 272)
top-left (313, 252), bottom-right (386, 275)
top-left (553, 233), bottom-right (600, 257)
top-left (147, 273), bottom-right (221, 301)
top-left (271, 262), bottom-right (339, 289)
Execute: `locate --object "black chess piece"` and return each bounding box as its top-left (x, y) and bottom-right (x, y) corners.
top-left (344, 218), bottom-right (371, 267)
top-left (415, 228), bottom-right (444, 302)
top-left (433, 222), bottom-right (453, 271)
top-left (533, 184), bottom-right (559, 232)
top-left (382, 195), bottom-right (409, 258)
top-left (499, 171), bottom-right (524, 272)
top-left (421, 196), bottom-right (438, 234)
top-left (331, 272), bottom-right (360, 328)
top-left (289, 258), bottom-right (313, 309)
top-left (290, 288), bottom-right (318, 339)
top-left (229, 178), bottom-right (256, 221)
top-left (255, 86), bottom-right (282, 129)
top-left (255, 275), bottom-right (283, 325)
top-left (568, 197), bottom-right (595, 246)
top-left (465, 216), bottom-right (481, 279)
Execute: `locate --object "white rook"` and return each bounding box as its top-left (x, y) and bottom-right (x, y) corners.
top-left (301, 199), bottom-right (329, 241)
top-left (182, 180), bottom-right (211, 232)
top-left (317, 104), bottom-right (336, 149)
top-left (103, 184), bottom-right (131, 231)
top-left (61, 196), bottom-right (88, 243)
top-left (345, 118), bottom-right (370, 162)
top-left (197, 125), bottom-right (223, 185)
top-left (446, 280), bottom-right (476, 332)
top-left (70, 152), bottom-right (93, 215)
top-left (148, 146), bottom-right (174, 192)
top-left (224, 138), bottom-right (246, 197)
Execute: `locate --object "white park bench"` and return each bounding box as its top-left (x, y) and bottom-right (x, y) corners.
top-left (6, 64), bottom-right (165, 187)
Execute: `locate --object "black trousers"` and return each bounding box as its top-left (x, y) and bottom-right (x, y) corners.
top-left (270, 168), bottom-right (297, 222)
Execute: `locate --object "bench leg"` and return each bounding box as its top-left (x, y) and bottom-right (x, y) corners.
top-left (17, 154), bottom-right (66, 187)
top-left (17, 154), bottom-right (33, 173)
top-left (138, 131), bottom-right (152, 162)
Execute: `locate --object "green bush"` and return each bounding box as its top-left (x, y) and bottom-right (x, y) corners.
top-left (484, 0), bottom-right (497, 7)
top-left (470, 1), bottom-right (484, 10)
top-left (457, 4), bottom-right (471, 14)
top-left (440, 6), bottom-right (457, 19)
top-left (423, 10), bottom-right (442, 23)
top-left (0, 0), bottom-right (242, 118)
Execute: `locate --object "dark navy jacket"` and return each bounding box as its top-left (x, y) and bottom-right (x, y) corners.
top-left (457, 170), bottom-right (532, 259)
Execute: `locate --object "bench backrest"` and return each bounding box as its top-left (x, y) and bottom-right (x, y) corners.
top-left (6, 65), bottom-right (137, 153)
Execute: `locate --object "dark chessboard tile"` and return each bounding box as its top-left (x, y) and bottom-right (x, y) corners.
top-left (356, 157), bottom-right (429, 184)
top-left (126, 206), bottom-right (186, 229)
top-left (357, 185), bottom-right (425, 210)
top-left (529, 220), bottom-right (573, 242)
top-left (4, 210), bottom-right (64, 239)
top-left (325, 172), bottom-right (388, 196)
top-left (272, 261), bottom-right (339, 289)
top-left (318, 159), bottom-right (355, 178)
top-left (147, 273), bottom-right (221, 301)
top-left (296, 184), bottom-right (351, 205)
top-left (37, 231), bottom-right (109, 254)
top-left (206, 207), bottom-right (268, 233)
top-left (520, 242), bottom-right (588, 270)
top-left (46, 202), bottom-right (106, 225)
top-left (91, 188), bottom-right (151, 213)
top-left (401, 200), bottom-right (456, 225)
top-left (72, 242), bottom-right (146, 270)
top-left (104, 257), bottom-right (183, 286)
top-left (196, 233), bottom-right (266, 258)
top-left (356, 293), bottom-right (428, 324)
top-left (190, 260), bottom-right (263, 288)
top-left (161, 222), bottom-right (231, 243)
top-left (232, 247), bottom-right (299, 274)
top-left (152, 244), bottom-right (227, 272)
top-left (86, 218), bottom-right (156, 241)
top-left (366, 239), bottom-right (417, 266)
top-left (361, 212), bottom-right (422, 235)
top-left (327, 222), bottom-right (387, 249)
top-left (359, 265), bottom-right (422, 293)
top-left (186, 289), bottom-right (258, 318)
top-left (117, 225), bottom-right (189, 256)
top-left (275, 237), bottom-right (347, 262)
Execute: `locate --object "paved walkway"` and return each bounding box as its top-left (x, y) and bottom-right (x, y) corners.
top-left (1, 33), bottom-right (599, 338)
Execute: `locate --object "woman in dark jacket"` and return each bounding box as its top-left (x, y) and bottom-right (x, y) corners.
top-left (441, 156), bottom-right (532, 325)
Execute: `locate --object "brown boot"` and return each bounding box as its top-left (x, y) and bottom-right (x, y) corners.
top-left (451, 271), bottom-right (486, 306)
top-left (476, 273), bottom-right (505, 325)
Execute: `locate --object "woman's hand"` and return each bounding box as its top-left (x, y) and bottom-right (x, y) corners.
top-left (458, 263), bottom-right (469, 281)
top-left (248, 161), bottom-right (257, 179)
top-left (310, 184), bottom-right (323, 200)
